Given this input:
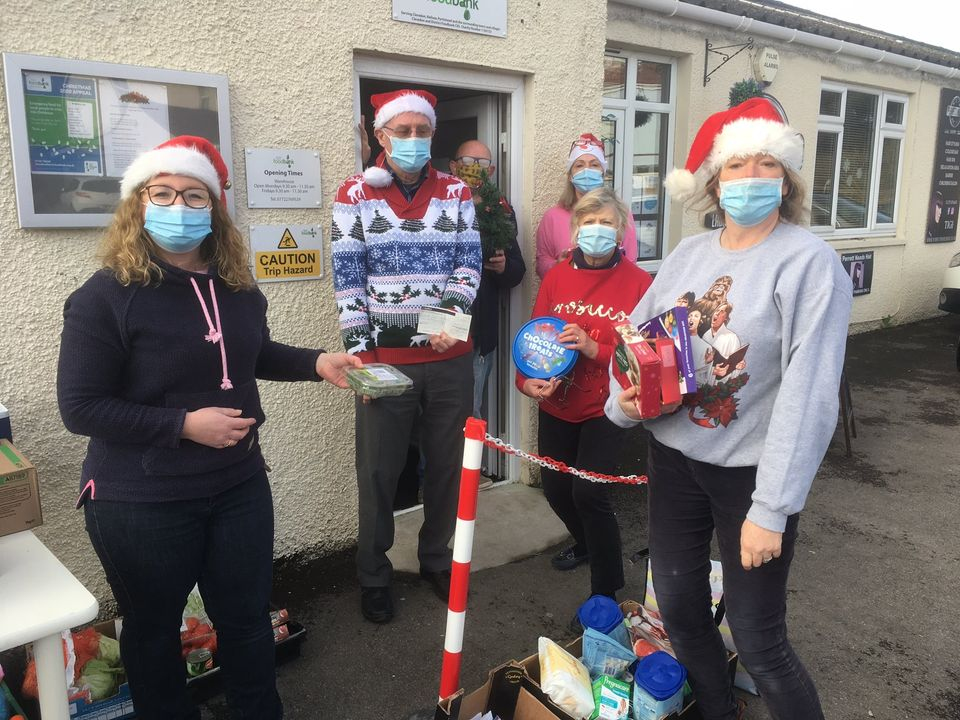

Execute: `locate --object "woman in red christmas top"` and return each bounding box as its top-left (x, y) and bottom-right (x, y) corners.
top-left (517, 187), bottom-right (652, 600)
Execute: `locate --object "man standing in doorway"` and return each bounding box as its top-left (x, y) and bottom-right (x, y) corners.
top-left (331, 89), bottom-right (482, 623)
top-left (449, 140), bottom-right (526, 420)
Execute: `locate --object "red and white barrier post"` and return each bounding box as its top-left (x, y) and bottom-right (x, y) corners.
top-left (438, 416), bottom-right (486, 701)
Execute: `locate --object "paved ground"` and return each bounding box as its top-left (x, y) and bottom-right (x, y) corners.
top-left (9, 316), bottom-right (958, 719)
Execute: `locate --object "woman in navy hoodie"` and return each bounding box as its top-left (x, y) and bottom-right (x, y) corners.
top-left (57, 136), bottom-right (360, 720)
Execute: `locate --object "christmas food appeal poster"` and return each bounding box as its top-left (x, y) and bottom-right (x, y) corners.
top-left (23, 72), bottom-right (103, 175)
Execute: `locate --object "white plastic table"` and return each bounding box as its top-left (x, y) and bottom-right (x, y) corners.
top-left (0, 530), bottom-right (99, 720)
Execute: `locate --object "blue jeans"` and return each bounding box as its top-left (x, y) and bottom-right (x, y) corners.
top-left (84, 471), bottom-right (281, 720)
top-left (647, 438), bottom-right (823, 720)
top-left (472, 348), bottom-right (494, 419)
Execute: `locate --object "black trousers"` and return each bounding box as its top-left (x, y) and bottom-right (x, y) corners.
top-left (354, 353), bottom-right (472, 586)
top-left (647, 436), bottom-right (824, 720)
top-left (537, 409), bottom-right (626, 597)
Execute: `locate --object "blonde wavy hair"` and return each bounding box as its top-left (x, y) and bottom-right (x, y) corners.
top-left (570, 187), bottom-right (629, 246)
top-left (697, 162), bottom-right (809, 226)
top-left (100, 187), bottom-right (254, 290)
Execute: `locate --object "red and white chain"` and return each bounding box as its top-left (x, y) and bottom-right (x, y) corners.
top-left (482, 433), bottom-right (648, 486)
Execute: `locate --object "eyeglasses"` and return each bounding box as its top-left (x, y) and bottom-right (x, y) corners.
top-left (140, 184), bottom-right (212, 209)
top-left (381, 125), bottom-right (434, 139)
top-left (454, 156), bottom-right (492, 167)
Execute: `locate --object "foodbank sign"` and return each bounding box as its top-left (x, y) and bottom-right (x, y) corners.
top-left (393, 0), bottom-right (507, 37)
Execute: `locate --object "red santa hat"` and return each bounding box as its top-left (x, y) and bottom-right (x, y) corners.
top-left (120, 135), bottom-right (231, 202)
top-left (566, 133), bottom-right (607, 173)
top-left (664, 97), bottom-right (804, 202)
top-left (370, 89), bottom-right (437, 130)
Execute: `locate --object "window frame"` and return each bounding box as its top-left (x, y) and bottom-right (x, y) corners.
top-left (812, 81), bottom-right (908, 239)
top-left (602, 48), bottom-right (677, 272)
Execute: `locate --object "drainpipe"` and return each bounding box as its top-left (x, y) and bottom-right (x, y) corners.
top-left (616, 0), bottom-right (960, 80)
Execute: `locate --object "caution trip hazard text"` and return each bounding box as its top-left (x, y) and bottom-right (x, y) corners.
top-left (256, 229), bottom-right (318, 279)
top-left (256, 250), bottom-right (319, 279)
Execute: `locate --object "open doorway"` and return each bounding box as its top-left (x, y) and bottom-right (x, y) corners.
top-left (353, 58), bottom-right (525, 514)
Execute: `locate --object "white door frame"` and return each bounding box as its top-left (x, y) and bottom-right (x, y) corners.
top-left (353, 55), bottom-right (526, 484)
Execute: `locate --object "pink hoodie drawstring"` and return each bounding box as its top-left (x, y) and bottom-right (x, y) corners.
top-left (190, 277), bottom-right (233, 390)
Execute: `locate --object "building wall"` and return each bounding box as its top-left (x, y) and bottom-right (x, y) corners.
top-left (607, 2), bottom-right (959, 330)
top-left (0, 0), bottom-right (608, 601)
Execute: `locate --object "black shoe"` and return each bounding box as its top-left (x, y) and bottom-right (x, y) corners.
top-left (551, 545), bottom-right (589, 571)
top-left (420, 568), bottom-right (452, 603)
top-left (360, 586), bottom-right (394, 623)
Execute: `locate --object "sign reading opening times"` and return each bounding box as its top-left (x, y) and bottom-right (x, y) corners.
top-left (244, 148), bottom-right (322, 208)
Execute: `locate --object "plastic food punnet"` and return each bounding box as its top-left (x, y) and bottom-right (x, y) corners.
top-left (344, 363), bottom-right (414, 398)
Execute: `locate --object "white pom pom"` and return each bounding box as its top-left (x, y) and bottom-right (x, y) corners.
top-left (363, 166), bottom-right (393, 188)
top-left (664, 169), bottom-right (698, 201)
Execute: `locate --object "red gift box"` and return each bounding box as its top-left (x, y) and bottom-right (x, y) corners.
top-left (613, 324), bottom-right (662, 419)
top-left (654, 337), bottom-right (682, 406)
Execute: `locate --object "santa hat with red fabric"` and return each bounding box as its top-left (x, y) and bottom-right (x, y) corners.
top-left (363, 89), bottom-right (438, 187)
top-left (566, 133), bottom-right (607, 172)
top-left (120, 135), bottom-right (231, 203)
top-left (664, 97), bottom-right (803, 202)
top-left (370, 88), bottom-right (437, 130)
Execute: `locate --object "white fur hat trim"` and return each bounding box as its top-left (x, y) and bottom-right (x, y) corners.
top-left (664, 169), bottom-right (699, 202)
top-left (363, 166), bottom-right (393, 188)
top-left (120, 146), bottom-right (220, 199)
top-left (373, 94), bottom-right (437, 129)
top-left (707, 118), bottom-right (804, 176)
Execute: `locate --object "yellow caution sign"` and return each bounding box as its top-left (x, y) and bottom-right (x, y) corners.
top-left (250, 224), bottom-right (323, 283)
top-left (277, 229), bottom-right (298, 249)
top-left (255, 250), bottom-right (320, 280)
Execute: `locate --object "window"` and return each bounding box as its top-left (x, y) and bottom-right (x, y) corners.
top-left (602, 50), bottom-right (676, 266)
top-left (812, 83), bottom-right (907, 235)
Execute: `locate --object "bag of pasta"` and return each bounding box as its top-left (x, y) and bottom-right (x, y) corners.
top-left (537, 636), bottom-right (594, 719)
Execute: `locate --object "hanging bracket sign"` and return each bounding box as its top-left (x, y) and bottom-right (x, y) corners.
top-left (249, 225), bottom-right (323, 283)
top-left (245, 148), bottom-right (322, 208)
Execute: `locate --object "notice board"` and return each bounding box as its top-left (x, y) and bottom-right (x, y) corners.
top-left (3, 53), bottom-right (233, 228)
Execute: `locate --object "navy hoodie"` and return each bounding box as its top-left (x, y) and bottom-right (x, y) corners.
top-left (57, 259), bottom-right (322, 503)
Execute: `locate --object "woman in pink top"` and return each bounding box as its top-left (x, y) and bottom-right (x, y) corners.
top-left (535, 133), bottom-right (638, 278)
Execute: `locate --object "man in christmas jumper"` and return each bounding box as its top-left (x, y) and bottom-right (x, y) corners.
top-left (331, 89), bottom-right (482, 623)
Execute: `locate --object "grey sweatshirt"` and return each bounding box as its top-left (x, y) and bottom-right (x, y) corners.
top-left (605, 222), bottom-right (853, 532)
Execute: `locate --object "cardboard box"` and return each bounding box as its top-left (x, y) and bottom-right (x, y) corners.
top-left (0, 440), bottom-right (42, 539)
top-left (436, 662), bottom-right (571, 720)
top-left (517, 604), bottom-right (738, 720)
top-left (613, 325), bottom-right (662, 419)
top-left (67, 619), bottom-right (136, 720)
top-left (654, 337), bottom-right (682, 406)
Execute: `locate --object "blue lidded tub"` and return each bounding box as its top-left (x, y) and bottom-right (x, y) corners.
top-left (513, 316), bottom-right (578, 380)
top-left (633, 651), bottom-right (687, 720)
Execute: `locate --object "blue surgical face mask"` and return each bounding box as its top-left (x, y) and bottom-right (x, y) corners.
top-left (577, 224), bottom-right (619, 257)
top-left (387, 136), bottom-right (432, 174)
top-left (144, 204), bottom-right (212, 254)
top-left (719, 177), bottom-right (784, 227)
top-left (571, 168), bottom-right (604, 192)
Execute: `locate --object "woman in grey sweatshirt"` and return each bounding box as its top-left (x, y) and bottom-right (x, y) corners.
top-left (606, 98), bottom-right (851, 720)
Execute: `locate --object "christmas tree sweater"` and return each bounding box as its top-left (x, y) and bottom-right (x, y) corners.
top-left (331, 159), bottom-right (482, 364)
